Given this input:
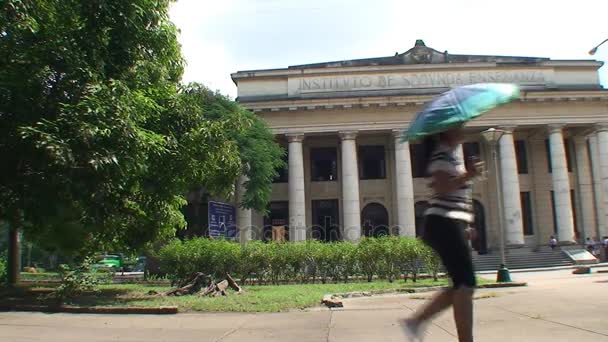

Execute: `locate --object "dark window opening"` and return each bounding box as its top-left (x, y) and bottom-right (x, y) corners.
top-left (463, 141), bottom-right (481, 162)
top-left (410, 143), bottom-right (427, 178)
top-left (359, 145), bottom-right (386, 180)
top-left (311, 147), bottom-right (338, 182)
top-left (515, 140), bottom-right (528, 174)
top-left (520, 192), bottom-right (534, 235)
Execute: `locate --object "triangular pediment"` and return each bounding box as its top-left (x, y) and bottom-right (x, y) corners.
top-left (288, 40), bottom-right (549, 69)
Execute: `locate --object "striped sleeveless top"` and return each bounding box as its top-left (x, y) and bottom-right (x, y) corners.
top-left (424, 143), bottom-right (474, 223)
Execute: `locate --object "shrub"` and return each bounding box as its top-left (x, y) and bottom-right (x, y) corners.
top-left (356, 238), bottom-right (383, 282)
top-left (422, 244), bottom-right (442, 281)
top-left (376, 236), bottom-right (402, 282)
top-left (157, 236), bottom-right (442, 285)
top-left (399, 238), bottom-right (426, 282)
top-left (0, 253), bottom-right (6, 285)
top-left (54, 258), bottom-right (98, 300)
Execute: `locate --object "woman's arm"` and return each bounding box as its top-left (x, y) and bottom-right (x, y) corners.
top-left (429, 170), bottom-right (475, 196)
top-left (430, 156), bottom-right (482, 195)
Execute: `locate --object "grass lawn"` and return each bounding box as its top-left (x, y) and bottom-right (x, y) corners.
top-left (1, 277), bottom-right (493, 313)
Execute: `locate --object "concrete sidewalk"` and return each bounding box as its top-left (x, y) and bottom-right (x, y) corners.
top-left (1, 270), bottom-right (607, 341)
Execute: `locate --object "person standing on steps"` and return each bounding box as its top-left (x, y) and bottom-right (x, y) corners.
top-left (401, 125), bottom-right (482, 342)
top-left (549, 236), bottom-right (558, 251)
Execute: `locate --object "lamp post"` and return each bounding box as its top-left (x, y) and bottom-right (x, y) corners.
top-left (589, 38), bottom-right (608, 55)
top-left (481, 128), bottom-right (511, 282)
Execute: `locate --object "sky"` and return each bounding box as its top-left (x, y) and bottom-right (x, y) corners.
top-left (169, 0), bottom-right (608, 99)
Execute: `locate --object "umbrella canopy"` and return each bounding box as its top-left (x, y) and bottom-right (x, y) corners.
top-left (403, 83), bottom-right (520, 142)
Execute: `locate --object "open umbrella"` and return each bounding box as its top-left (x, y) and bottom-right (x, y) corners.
top-left (403, 83), bottom-right (520, 142)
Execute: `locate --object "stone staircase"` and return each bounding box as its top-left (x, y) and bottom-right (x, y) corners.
top-left (472, 246), bottom-right (574, 271)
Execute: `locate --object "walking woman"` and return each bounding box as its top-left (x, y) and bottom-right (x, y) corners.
top-left (402, 125), bottom-right (481, 342)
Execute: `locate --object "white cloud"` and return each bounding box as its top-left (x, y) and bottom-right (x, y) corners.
top-left (169, 0), bottom-right (608, 97)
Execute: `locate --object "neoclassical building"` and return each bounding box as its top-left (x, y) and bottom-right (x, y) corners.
top-left (229, 40), bottom-right (608, 253)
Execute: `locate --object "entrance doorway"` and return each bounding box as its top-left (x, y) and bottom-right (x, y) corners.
top-left (312, 200), bottom-right (340, 242)
top-left (361, 203), bottom-right (389, 237)
top-left (263, 201), bottom-right (289, 242)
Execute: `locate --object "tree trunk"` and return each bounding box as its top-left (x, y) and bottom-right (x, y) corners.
top-left (8, 213), bottom-right (21, 287)
top-left (225, 273), bottom-right (243, 293)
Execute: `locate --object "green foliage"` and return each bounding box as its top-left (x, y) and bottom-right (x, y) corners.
top-left (399, 238), bottom-right (426, 282)
top-left (158, 237), bottom-right (443, 285)
top-left (0, 252), bottom-right (7, 285)
top-left (0, 0), bottom-right (282, 258)
top-left (422, 245), bottom-right (443, 281)
top-left (376, 236), bottom-right (402, 282)
top-left (179, 85), bottom-right (285, 213)
top-left (54, 258), bottom-right (98, 299)
top-left (356, 238), bottom-right (384, 282)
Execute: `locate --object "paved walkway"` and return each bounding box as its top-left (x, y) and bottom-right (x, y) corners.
top-left (1, 269), bottom-right (607, 341)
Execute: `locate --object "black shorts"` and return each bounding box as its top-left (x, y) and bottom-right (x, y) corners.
top-left (422, 215), bottom-right (476, 289)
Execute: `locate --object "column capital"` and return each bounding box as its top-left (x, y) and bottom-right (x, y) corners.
top-left (497, 125), bottom-right (517, 134)
top-left (286, 133), bottom-right (305, 143)
top-left (392, 129), bottom-right (406, 140)
top-left (547, 124), bottom-right (566, 134)
top-left (339, 131), bottom-right (358, 140)
top-left (593, 123), bottom-right (608, 133)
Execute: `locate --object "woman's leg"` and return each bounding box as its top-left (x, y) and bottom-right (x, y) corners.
top-left (412, 215), bottom-right (454, 322)
top-left (452, 286), bottom-right (474, 342)
top-left (411, 288), bottom-right (453, 322)
top-left (422, 216), bottom-right (476, 341)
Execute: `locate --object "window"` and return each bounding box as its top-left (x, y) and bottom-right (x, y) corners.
top-left (310, 147), bottom-right (338, 182)
top-left (571, 189), bottom-right (579, 239)
top-left (520, 192), bottom-right (534, 235)
top-left (515, 140), bottom-right (528, 174)
top-left (545, 138), bottom-right (573, 173)
top-left (359, 145), bottom-right (386, 180)
top-left (463, 142), bottom-right (481, 162)
top-left (565, 138), bottom-right (573, 172)
top-left (410, 143), bottom-right (427, 178)
top-left (273, 150), bottom-right (289, 183)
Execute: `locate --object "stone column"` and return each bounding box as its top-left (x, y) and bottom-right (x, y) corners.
top-left (393, 130), bottom-right (416, 237)
top-left (573, 136), bottom-right (597, 241)
top-left (497, 126), bottom-right (525, 246)
top-left (589, 133), bottom-right (606, 239)
top-left (287, 133), bottom-right (307, 241)
top-left (340, 131), bottom-right (361, 241)
top-left (548, 124), bottom-right (576, 243)
top-left (596, 124), bottom-right (608, 238)
top-left (236, 174), bottom-right (252, 243)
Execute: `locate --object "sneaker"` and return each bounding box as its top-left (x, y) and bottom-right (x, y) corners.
top-left (400, 318), bottom-right (424, 341)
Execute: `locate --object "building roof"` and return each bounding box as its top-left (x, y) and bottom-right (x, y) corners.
top-left (288, 40), bottom-right (551, 69)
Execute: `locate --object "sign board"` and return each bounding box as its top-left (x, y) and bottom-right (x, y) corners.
top-left (287, 69), bottom-right (554, 96)
top-left (208, 201), bottom-right (237, 240)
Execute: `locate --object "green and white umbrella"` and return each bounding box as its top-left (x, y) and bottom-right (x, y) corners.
top-left (403, 83), bottom-right (520, 142)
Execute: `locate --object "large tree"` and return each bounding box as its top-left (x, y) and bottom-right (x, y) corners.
top-left (0, 0), bottom-right (283, 286)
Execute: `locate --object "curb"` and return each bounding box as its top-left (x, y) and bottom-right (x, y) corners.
top-left (476, 263), bottom-right (608, 275)
top-left (323, 282), bottom-right (527, 306)
top-left (0, 305), bottom-right (178, 314)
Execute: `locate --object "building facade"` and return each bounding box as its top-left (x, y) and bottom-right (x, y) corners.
top-left (230, 40), bottom-right (608, 253)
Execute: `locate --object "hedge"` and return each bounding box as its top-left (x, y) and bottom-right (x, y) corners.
top-left (157, 237), bottom-right (442, 285)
